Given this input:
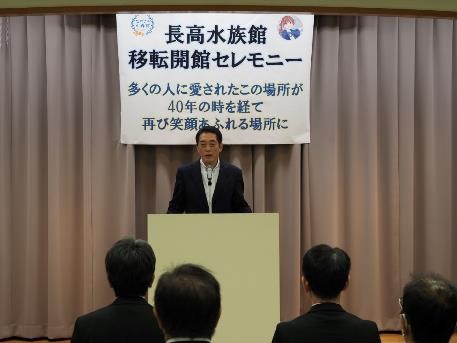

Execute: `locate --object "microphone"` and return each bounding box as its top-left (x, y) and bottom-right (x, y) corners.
top-left (206, 167), bottom-right (213, 186)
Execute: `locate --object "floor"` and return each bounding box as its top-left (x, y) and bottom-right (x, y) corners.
top-left (382, 333), bottom-right (457, 342)
top-left (2, 333), bottom-right (457, 342)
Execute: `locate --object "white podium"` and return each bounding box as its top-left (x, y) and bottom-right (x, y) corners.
top-left (148, 213), bottom-right (280, 343)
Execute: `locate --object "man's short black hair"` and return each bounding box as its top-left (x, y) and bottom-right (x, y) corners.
top-left (105, 237), bottom-right (156, 297)
top-left (402, 273), bottom-right (457, 343)
top-left (154, 264), bottom-right (221, 338)
top-left (301, 244), bottom-right (351, 299)
top-left (195, 126), bottom-right (223, 144)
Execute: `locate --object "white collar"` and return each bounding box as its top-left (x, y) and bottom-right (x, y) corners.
top-left (200, 159), bottom-right (220, 170)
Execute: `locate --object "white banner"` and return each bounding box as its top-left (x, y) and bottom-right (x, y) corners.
top-left (116, 13), bottom-right (313, 144)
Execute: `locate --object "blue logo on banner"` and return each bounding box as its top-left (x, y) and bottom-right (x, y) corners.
top-left (131, 15), bottom-right (155, 36)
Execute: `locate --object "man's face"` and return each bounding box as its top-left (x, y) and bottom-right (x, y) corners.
top-left (197, 132), bottom-right (223, 167)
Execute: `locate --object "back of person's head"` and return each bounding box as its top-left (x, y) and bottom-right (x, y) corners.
top-left (195, 126), bottom-right (223, 144)
top-left (105, 237), bottom-right (156, 297)
top-left (301, 244), bottom-right (351, 300)
top-left (154, 263), bottom-right (221, 339)
top-left (402, 273), bottom-right (457, 343)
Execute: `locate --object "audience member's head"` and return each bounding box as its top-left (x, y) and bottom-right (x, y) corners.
top-left (105, 237), bottom-right (156, 297)
top-left (301, 244), bottom-right (351, 300)
top-left (154, 264), bottom-right (221, 339)
top-left (401, 273), bottom-right (457, 343)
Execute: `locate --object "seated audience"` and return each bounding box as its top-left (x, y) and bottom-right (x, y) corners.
top-left (272, 244), bottom-right (381, 343)
top-left (154, 263), bottom-right (221, 343)
top-left (400, 273), bottom-right (457, 343)
top-left (71, 238), bottom-right (164, 343)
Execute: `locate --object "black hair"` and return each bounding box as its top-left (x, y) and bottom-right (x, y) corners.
top-left (402, 273), bottom-right (457, 343)
top-left (105, 237), bottom-right (156, 297)
top-left (195, 126), bottom-right (222, 144)
top-left (154, 264), bottom-right (221, 338)
top-left (301, 244), bottom-right (351, 299)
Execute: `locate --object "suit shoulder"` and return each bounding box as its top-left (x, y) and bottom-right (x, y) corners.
top-left (177, 161), bottom-right (199, 172)
top-left (272, 313), bottom-right (312, 340)
top-left (275, 313), bottom-right (310, 330)
top-left (74, 304), bottom-right (114, 324)
top-left (221, 161), bottom-right (242, 173)
top-left (343, 312), bottom-right (380, 335)
top-left (345, 312), bottom-right (378, 325)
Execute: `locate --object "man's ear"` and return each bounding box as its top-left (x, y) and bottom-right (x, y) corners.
top-left (215, 307), bottom-right (222, 326)
top-left (301, 275), bottom-right (311, 293)
top-left (219, 143), bottom-right (223, 152)
top-left (343, 275), bottom-right (350, 291)
top-left (153, 307), bottom-right (164, 331)
top-left (400, 313), bottom-right (409, 338)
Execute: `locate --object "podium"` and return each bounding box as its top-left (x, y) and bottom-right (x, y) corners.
top-left (148, 213), bottom-right (280, 343)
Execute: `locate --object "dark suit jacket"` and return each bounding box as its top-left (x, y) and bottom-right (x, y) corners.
top-left (167, 160), bottom-right (252, 213)
top-left (71, 296), bottom-right (164, 343)
top-left (272, 303), bottom-right (381, 343)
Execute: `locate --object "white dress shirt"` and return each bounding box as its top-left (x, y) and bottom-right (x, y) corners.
top-left (200, 159), bottom-right (220, 214)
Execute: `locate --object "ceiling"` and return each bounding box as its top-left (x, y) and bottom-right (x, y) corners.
top-left (1, 0), bottom-right (457, 16)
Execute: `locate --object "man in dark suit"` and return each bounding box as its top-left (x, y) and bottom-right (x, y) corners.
top-left (272, 244), bottom-right (381, 343)
top-left (154, 263), bottom-right (221, 343)
top-left (400, 273), bottom-right (457, 343)
top-left (71, 238), bottom-right (164, 343)
top-left (167, 126), bottom-right (252, 213)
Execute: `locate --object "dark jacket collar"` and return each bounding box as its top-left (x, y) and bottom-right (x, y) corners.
top-left (308, 302), bottom-right (345, 313)
top-left (112, 296), bottom-right (148, 306)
